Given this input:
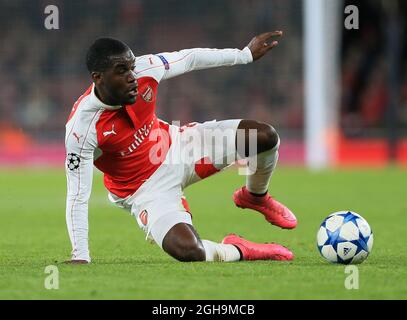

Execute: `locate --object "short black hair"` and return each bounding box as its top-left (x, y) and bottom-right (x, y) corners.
top-left (86, 37), bottom-right (130, 73)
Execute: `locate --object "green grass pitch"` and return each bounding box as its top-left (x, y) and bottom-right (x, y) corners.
top-left (0, 167), bottom-right (406, 299)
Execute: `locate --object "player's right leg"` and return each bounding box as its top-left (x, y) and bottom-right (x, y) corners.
top-left (161, 222), bottom-right (294, 262)
top-left (109, 192), bottom-right (294, 263)
top-left (108, 121), bottom-right (294, 262)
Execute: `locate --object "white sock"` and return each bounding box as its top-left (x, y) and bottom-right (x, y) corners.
top-left (202, 240), bottom-right (241, 262)
top-left (246, 138), bottom-right (280, 195)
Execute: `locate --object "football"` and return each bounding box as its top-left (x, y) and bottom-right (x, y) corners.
top-left (317, 211), bottom-right (374, 264)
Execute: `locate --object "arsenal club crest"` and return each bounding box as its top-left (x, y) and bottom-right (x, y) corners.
top-left (141, 85), bottom-right (154, 102)
top-left (139, 210), bottom-right (148, 226)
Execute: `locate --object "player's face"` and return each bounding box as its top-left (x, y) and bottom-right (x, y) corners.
top-left (101, 50), bottom-right (138, 105)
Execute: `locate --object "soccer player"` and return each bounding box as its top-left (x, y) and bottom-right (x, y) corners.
top-left (65, 31), bottom-right (297, 264)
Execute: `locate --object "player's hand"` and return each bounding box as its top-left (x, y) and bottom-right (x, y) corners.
top-left (64, 259), bottom-right (89, 265)
top-left (247, 31), bottom-right (283, 61)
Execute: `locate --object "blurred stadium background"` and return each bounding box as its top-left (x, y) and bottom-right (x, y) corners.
top-left (0, 0), bottom-right (406, 167)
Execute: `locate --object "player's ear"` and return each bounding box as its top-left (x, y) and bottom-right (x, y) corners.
top-left (91, 71), bottom-right (103, 85)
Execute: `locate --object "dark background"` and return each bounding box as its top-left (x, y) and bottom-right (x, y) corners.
top-left (0, 0), bottom-right (405, 159)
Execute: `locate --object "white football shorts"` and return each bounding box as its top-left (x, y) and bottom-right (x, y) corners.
top-left (108, 119), bottom-right (242, 247)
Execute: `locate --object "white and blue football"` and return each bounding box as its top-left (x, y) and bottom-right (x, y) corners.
top-left (317, 211), bottom-right (373, 264)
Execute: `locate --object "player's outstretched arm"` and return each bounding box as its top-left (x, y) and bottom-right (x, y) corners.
top-left (137, 30), bottom-right (283, 82)
top-left (246, 31), bottom-right (283, 61)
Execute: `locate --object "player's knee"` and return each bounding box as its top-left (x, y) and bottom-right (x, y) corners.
top-left (162, 223), bottom-right (206, 262)
top-left (171, 242), bottom-right (206, 262)
top-left (163, 232), bottom-right (206, 262)
top-left (257, 123), bottom-right (279, 152)
top-left (238, 120), bottom-right (280, 155)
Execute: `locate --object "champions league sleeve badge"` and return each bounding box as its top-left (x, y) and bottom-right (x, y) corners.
top-left (67, 153), bottom-right (81, 171)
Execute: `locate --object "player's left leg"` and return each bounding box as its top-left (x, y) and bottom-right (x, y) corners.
top-left (233, 120), bottom-right (297, 229)
top-left (150, 121), bottom-right (293, 262)
top-left (180, 119), bottom-right (297, 229)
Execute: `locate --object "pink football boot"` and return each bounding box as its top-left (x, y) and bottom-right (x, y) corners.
top-left (233, 187), bottom-right (297, 229)
top-left (222, 234), bottom-right (294, 261)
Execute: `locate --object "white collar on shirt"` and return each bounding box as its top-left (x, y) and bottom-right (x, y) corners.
top-left (88, 83), bottom-right (123, 110)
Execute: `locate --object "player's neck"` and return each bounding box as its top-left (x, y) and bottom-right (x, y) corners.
top-left (94, 85), bottom-right (119, 107)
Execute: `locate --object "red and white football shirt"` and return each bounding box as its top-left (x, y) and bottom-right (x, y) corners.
top-left (65, 47), bottom-right (253, 261)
